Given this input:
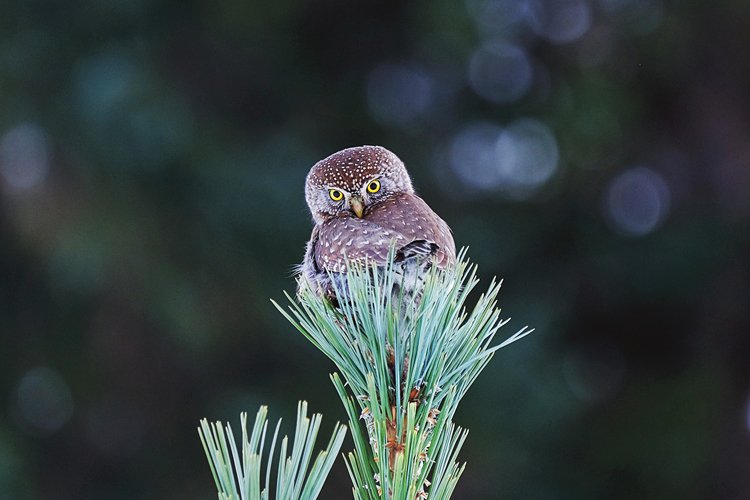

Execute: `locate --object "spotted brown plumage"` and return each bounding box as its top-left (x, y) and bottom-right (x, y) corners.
top-left (299, 145), bottom-right (455, 301)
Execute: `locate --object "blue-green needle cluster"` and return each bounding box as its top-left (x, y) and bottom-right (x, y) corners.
top-left (275, 250), bottom-right (531, 499)
top-left (198, 402), bottom-right (347, 500)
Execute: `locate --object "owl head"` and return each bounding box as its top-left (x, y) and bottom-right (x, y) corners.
top-left (305, 145), bottom-right (414, 224)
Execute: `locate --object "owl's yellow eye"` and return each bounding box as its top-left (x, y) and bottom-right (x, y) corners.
top-left (329, 189), bottom-right (344, 201)
top-left (366, 179), bottom-right (381, 194)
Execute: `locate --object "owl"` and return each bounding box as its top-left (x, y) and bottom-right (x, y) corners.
top-left (299, 145), bottom-right (455, 303)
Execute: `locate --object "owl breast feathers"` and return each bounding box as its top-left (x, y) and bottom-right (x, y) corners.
top-left (299, 145), bottom-right (456, 301)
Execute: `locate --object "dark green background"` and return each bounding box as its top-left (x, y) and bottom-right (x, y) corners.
top-left (1, 0), bottom-right (749, 498)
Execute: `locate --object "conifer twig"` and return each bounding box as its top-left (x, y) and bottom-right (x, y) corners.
top-left (273, 249), bottom-right (532, 499)
top-left (198, 401), bottom-right (347, 500)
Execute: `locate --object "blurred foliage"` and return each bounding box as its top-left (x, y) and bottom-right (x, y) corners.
top-left (1, 0), bottom-right (749, 499)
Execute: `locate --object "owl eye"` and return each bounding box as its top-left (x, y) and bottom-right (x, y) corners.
top-left (329, 189), bottom-right (344, 201)
top-left (366, 179), bottom-right (381, 194)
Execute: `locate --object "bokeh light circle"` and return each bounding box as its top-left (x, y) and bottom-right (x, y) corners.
top-left (466, 0), bottom-right (534, 36)
top-left (450, 121), bottom-right (505, 191)
top-left (529, 0), bottom-right (592, 43)
top-left (0, 122), bottom-right (50, 193)
top-left (449, 118), bottom-right (559, 197)
top-left (496, 118), bottom-right (559, 194)
top-left (605, 166), bottom-right (671, 236)
top-left (366, 62), bottom-right (436, 129)
top-left (469, 40), bottom-right (533, 104)
top-left (15, 366), bottom-right (74, 434)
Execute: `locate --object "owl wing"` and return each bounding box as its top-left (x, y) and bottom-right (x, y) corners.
top-left (313, 216), bottom-right (409, 273)
top-left (365, 192), bottom-right (456, 268)
top-left (312, 192), bottom-right (455, 273)
top-left (301, 194), bottom-right (455, 301)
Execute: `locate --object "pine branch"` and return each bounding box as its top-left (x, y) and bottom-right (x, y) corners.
top-left (198, 401), bottom-right (347, 500)
top-left (273, 250), bottom-right (532, 499)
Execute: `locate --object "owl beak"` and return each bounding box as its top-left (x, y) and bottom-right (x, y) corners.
top-left (350, 196), bottom-right (365, 218)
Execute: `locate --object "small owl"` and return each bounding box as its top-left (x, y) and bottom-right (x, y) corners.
top-left (299, 145), bottom-right (455, 302)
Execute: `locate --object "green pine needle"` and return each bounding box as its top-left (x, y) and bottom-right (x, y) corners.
top-left (272, 249), bottom-right (532, 499)
top-left (198, 401), bottom-right (347, 500)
